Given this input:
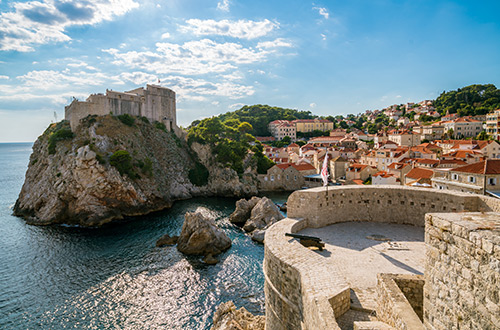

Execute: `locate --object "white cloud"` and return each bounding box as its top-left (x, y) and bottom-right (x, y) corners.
top-left (0, 0), bottom-right (140, 52)
top-left (229, 103), bottom-right (244, 110)
top-left (120, 71), bottom-right (158, 85)
top-left (217, 0), bottom-right (230, 12)
top-left (104, 38), bottom-right (271, 75)
top-left (212, 101), bottom-right (220, 106)
top-left (310, 102), bottom-right (316, 108)
top-left (161, 32), bottom-right (171, 39)
top-left (179, 19), bottom-right (278, 40)
top-left (313, 6), bottom-right (329, 19)
top-left (0, 75), bottom-right (9, 79)
top-left (257, 38), bottom-right (293, 49)
top-left (321, 33), bottom-right (327, 41)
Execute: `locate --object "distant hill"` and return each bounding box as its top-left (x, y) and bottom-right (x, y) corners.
top-left (215, 104), bottom-right (317, 136)
top-left (433, 84), bottom-right (500, 117)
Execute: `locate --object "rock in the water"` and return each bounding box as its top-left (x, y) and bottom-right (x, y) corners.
top-left (250, 229), bottom-right (266, 244)
top-left (177, 208), bottom-right (231, 257)
top-left (156, 234), bottom-right (179, 247)
top-left (211, 301), bottom-right (265, 330)
top-left (203, 254), bottom-right (219, 265)
top-left (242, 197), bottom-right (284, 232)
top-left (229, 196), bottom-right (261, 224)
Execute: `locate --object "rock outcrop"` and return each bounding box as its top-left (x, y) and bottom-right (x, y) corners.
top-left (229, 197), bottom-right (284, 244)
top-left (229, 196), bottom-right (261, 225)
top-left (14, 116), bottom-right (259, 227)
top-left (243, 197), bottom-right (284, 232)
top-left (211, 301), bottom-right (265, 330)
top-left (156, 234), bottom-right (179, 247)
top-left (177, 209), bottom-right (231, 258)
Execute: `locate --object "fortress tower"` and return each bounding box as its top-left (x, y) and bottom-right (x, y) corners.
top-left (64, 85), bottom-right (177, 132)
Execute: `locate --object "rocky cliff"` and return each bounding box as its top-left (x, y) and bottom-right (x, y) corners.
top-left (14, 115), bottom-right (258, 226)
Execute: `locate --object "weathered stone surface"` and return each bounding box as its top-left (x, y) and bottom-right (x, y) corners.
top-left (203, 254), bottom-right (219, 265)
top-left (250, 229), bottom-right (266, 244)
top-left (156, 234), bottom-right (179, 247)
top-left (243, 197), bottom-right (284, 232)
top-left (177, 209), bottom-right (231, 257)
top-left (229, 197), bottom-right (261, 224)
top-left (211, 301), bottom-right (265, 330)
top-left (14, 117), bottom-right (259, 227)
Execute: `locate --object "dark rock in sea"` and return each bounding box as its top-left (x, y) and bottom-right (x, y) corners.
top-left (211, 301), bottom-right (265, 330)
top-left (203, 254), bottom-right (219, 265)
top-left (156, 234), bottom-right (179, 247)
top-left (242, 197), bottom-right (284, 232)
top-left (177, 208), bottom-right (231, 260)
top-left (250, 230), bottom-right (266, 244)
top-left (229, 196), bottom-right (261, 224)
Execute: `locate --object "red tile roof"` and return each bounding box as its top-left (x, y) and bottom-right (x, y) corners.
top-left (406, 167), bottom-right (434, 180)
top-left (452, 159), bottom-right (500, 175)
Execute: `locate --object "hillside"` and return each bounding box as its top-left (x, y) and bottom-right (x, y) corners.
top-left (214, 104), bottom-right (317, 136)
top-left (14, 115), bottom-right (258, 227)
top-left (433, 84), bottom-right (500, 117)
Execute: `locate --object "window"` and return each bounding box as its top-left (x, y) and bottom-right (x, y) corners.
top-left (264, 176), bottom-right (268, 181)
top-left (468, 176), bottom-right (476, 183)
top-left (271, 175), bottom-right (274, 181)
top-left (286, 175), bottom-right (289, 180)
top-left (452, 174), bottom-right (458, 181)
top-left (294, 175), bottom-right (297, 181)
top-left (489, 178), bottom-right (497, 185)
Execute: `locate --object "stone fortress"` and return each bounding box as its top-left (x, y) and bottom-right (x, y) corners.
top-left (265, 186), bottom-right (500, 329)
top-left (64, 84), bottom-right (177, 132)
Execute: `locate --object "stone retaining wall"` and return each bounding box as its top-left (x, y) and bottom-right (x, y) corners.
top-left (424, 212), bottom-right (500, 329)
top-left (265, 186), bottom-right (500, 330)
top-left (376, 273), bottom-right (424, 330)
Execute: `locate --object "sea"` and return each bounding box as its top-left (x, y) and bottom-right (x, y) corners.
top-left (0, 142), bottom-right (290, 330)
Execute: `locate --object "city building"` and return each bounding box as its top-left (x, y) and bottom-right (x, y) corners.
top-left (431, 159), bottom-right (500, 195)
top-left (486, 109), bottom-right (500, 140)
top-left (292, 119), bottom-right (334, 133)
top-left (268, 120), bottom-right (297, 140)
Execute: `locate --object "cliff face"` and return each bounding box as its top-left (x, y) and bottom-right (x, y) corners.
top-left (14, 116), bottom-right (258, 227)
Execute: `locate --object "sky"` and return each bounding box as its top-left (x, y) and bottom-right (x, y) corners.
top-left (1, 0), bottom-right (500, 142)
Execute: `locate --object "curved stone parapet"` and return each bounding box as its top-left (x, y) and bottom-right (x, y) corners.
top-left (264, 219), bottom-right (349, 330)
top-left (264, 186), bottom-right (500, 330)
top-left (286, 185), bottom-right (496, 227)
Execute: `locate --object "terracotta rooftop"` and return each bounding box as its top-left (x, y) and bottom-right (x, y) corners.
top-left (452, 159), bottom-right (500, 175)
top-left (405, 167), bottom-right (434, 180)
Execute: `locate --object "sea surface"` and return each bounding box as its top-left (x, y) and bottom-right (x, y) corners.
top-left (0, 142), bottom-right (290, 329)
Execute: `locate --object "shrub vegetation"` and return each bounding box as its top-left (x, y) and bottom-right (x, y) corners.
top-left (117, 114), bottom-right (135, 126)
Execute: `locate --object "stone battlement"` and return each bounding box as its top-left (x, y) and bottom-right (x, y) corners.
top-left (264, 186), bottom-right (500, 329)
top-left (64, 84), bottom-right (177, 132)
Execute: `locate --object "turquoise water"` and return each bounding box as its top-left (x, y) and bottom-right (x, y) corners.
top-left (0, 143), bottom-right (289, 329)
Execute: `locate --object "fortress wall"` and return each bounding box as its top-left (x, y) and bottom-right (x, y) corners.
top-left (266, 186), bottom-right (500, 330)
top-left (287, 186), bottom-right (480, 227)
top-left (66, 98), bottom-right (108, 131)
top-left (264, 219), bottom-right (348, 330)
top-left (424, 212), bottom-right (500, 329)
top-left (376, 274), bottom-right (425, 330)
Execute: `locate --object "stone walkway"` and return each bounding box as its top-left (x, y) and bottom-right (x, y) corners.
top-left (299, 221), bottom-right (425, 329)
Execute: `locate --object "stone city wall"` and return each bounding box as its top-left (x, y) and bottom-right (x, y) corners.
top-left (265, 186), bottom-right (500, 330)
top-left (264, 219), bottom-right (349, 330)
top-left (376, 273), bottom-right (424, 330)
top-left (424, 212), bottom-right (500, 329)
top-left (287, 186), bottom-right (484, 228)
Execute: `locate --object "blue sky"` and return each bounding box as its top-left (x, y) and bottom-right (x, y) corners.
top-left (1, 0), bottom-right (499, 142)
